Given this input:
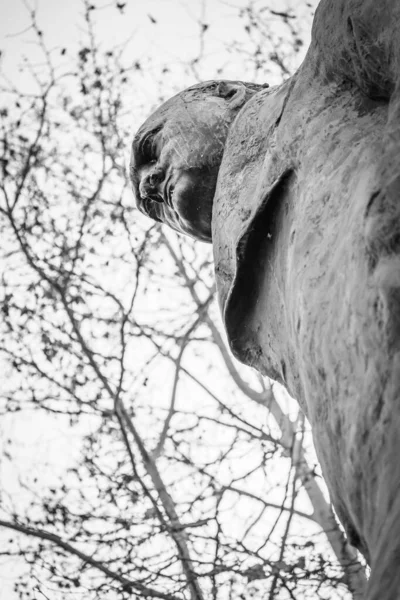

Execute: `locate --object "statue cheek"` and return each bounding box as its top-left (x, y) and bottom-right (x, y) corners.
top-left (172, 175), bottom-right (196, 215)
top-left (172, 178), bottom-right (211, 240)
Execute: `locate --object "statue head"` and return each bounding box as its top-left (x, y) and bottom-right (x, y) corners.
top-left (130, 80), bottom-right (266, 242)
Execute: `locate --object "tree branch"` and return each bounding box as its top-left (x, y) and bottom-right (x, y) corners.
top-left (0, 518), bottom-right (179, 600)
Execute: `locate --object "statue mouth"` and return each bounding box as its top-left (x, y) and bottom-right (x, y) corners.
top-left (165, 180), bottom-right (174, 209)
top-left (142, 197), bottom-right (163, 223)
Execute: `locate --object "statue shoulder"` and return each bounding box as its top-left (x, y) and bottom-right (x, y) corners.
top-left (212, 78), bottom-right (297, 332)
top-left (221, 80), bottom-right (295, 170)
top-left (213, 78), bottom-right (296, 239)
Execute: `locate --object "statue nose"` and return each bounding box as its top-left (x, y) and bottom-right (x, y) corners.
top-left (140, 167), bottom-right (165, 203)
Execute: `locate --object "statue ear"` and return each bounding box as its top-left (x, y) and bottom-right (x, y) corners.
top-left (216, 81), bottom-right (247, 110)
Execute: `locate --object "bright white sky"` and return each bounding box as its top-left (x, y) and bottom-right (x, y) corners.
top-left (0, 1), bottom-right (320, 598)
top-left (1, 0), bottom-right (257, 79)
top-left (1, 0), bottom-right (314, 93)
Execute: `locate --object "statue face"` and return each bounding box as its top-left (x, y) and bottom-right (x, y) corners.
top-left (130, 84), bottom-right (245, 242)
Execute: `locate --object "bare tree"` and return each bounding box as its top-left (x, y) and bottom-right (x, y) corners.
top-left (0, 2), bottom-right (367, 599)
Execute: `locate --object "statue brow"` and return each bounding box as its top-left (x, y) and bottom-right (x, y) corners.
top-left (139, 125), bottom-right (163, 156)
top-left (130, 125), bottom-right (163, 194)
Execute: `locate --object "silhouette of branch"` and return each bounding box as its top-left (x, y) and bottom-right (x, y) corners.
top-left (0, 518), bottom-right (179, 600)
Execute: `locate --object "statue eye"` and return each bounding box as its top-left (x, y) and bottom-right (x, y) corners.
top-left (140, 127), bottom-right (162, 164)
top-left (141, 135), bottom-right (156, 163)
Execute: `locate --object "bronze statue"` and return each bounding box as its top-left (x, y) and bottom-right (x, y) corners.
top-left (131, 1), bottom-right (400, 597)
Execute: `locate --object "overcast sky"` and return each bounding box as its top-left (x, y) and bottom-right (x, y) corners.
top-left (1, 0), bottom-right (258, 82)
top-left (0, 2), bottom-right (317, 598)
